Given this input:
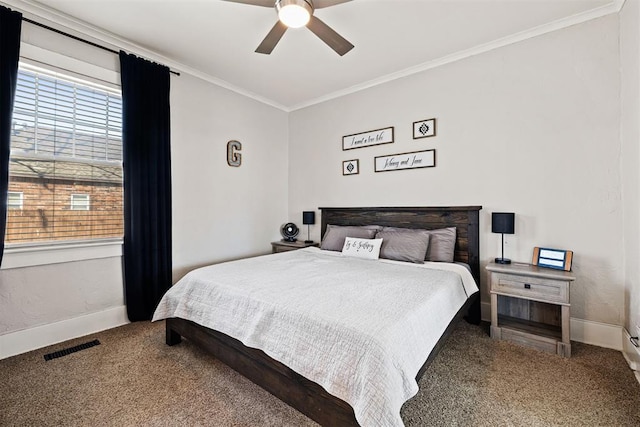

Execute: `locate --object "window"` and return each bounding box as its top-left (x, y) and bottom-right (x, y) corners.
top-left (6, 63), bottom-right (123, 245)
top-left (70, 194), bottom-right (90, 211)
top-left (7, 192), bottom-right (23, 210)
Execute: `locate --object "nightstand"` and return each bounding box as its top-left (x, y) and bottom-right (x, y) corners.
top-left (486, 262), bottom-right (576, 357)
top-left (271, 240), bottom-right (320, 253)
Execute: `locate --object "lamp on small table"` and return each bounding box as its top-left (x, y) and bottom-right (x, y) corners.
top-left (302, 211), bottom-right (315, 244)
top-left (492, 212), bottom-right (515, 264)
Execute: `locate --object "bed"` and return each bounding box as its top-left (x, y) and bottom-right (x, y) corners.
top-left (154, 206), bottom-right (481, 426)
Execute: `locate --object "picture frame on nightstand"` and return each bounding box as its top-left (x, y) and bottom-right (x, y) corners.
top-left (532, 247), bottom-right (573, 271)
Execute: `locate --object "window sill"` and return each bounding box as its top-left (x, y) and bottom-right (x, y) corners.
top-left (1, 239), bottom-right (123, 270)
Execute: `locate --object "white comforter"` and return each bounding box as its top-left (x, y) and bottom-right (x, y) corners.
top-left (152, 247), bottom-right (478, 427)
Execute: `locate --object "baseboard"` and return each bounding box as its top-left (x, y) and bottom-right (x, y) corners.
top-left (0, 304), bottom-right (627, 361)
top-left (0, 305), bottom-right (129, 360)
top-left (481, 301), bottom-right (623, 351)
top-left (569, 318), bottom-right (622, 351)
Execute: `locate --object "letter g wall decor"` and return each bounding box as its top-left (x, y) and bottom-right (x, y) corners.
top-left (227, 140), bottom-right (242, 167)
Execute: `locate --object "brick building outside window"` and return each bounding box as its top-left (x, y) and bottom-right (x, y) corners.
top-left (5, 65), bottom-right (123, 245)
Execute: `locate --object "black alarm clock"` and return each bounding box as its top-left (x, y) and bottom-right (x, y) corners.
top-left (280, 223), bottom-right (299, 242)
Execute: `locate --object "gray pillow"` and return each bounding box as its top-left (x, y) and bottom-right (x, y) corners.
top-left (380, 226), bottom-right (457, 262)
top-left (320, 225), bottom-right (378, 251)
top-left (425, 227), bottom-right (457, 262)
top-left (377, 229), bottom-right (430, 263)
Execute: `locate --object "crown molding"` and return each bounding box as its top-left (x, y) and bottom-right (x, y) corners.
top-left (0, 0), bottom-right (289, 111)
top-left (289, 0), bottom-right (626, 111)
top-left (1, 0), bottom-right (625, 113)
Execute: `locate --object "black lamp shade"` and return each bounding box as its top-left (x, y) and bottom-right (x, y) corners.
top-left (302, 211), bottom-right (315, 225)
top-left (492, 212), bottom-right (515, 234)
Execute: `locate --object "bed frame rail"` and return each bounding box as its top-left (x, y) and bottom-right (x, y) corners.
top-left (166, 317), bottom-right (358, 426)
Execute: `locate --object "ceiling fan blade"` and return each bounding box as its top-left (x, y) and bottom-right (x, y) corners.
top-left (256, 21), bottom-right (288, 54)
top-left (221, 0), bottom-right (274, 7)
top-left (314, 0), bottom-right (352, 9)
top-left (306, 16), bottom-right (354, 56)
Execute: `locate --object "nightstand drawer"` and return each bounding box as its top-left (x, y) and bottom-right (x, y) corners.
top-left (492, 273), bottom-right (569, 304)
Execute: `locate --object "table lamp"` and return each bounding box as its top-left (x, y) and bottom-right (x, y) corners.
top-left (302, 211), bottom-right (315, 244)
top-left (492, 212), bottom-right (515, 264)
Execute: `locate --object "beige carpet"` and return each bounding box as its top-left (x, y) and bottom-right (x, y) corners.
top-left (1, 320), bottom-right (639, 426)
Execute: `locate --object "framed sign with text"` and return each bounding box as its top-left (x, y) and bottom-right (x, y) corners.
top-left (342, 126), bottom-right (394, 151)
top-left (374, 149), bottom-right (436, 173)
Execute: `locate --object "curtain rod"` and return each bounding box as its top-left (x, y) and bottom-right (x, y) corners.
top-left (22, 17), bottom-right (181, 76)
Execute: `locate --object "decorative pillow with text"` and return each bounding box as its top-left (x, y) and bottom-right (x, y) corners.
top-left (320, 225), bottom-right (378, 251)
top-left (341, 237), bottom-right (383, 260)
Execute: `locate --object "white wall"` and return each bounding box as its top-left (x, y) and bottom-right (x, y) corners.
top-left (0, 18), bottom-right (289, 354)
top-left (0, 258), bottom-right (124, 334)
top-left (171, 73), bottom-right (289, 281)
top-left (289, 15), bottom-right (623, 326)
top-left (0, 2), bottom-right (630, 357)
top-left (621, 0), bottom-right (640, 335)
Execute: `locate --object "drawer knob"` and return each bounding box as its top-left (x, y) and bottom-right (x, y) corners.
top-left (524, 284), bottom-right (531, 289)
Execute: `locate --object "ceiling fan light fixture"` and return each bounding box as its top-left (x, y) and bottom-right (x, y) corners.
top-left (276, 0), bottom-right (313, 28)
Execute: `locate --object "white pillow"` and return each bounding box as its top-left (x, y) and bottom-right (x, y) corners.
top-left (341, 237), bottom-right (383, 260)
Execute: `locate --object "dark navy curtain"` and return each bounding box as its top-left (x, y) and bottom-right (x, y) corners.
top-left (0, 6), bottom-right (22, 265)
top-left (119, 51), bottom-right (172, 321)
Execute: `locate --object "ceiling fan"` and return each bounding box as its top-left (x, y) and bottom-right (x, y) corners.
top-left (223, 0), bottom-right (354, 56)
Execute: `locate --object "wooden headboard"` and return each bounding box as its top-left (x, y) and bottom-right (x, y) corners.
top-left (319, 205), bottom-right (482, 289)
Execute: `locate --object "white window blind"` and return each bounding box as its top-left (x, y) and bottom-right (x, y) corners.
top-left (6, 64), bottom-right (123, 244)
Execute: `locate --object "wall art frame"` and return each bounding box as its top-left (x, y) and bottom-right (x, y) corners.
top-left (342, 126), bottom-right (394, 151)
top-left (413, 118), bottom-right (437, 139)
top-left (374, 149), bottom-right (436, 173)
top-left (342, 159), bottom-right (359, 175)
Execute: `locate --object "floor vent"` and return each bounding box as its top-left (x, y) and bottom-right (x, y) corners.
top-left (43, 339), bottom-right (101, 361)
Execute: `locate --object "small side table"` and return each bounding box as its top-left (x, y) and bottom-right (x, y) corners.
top-left (271, 240), bottom-right (320, 253)
top-left (486, 262), bottom-right (576, 357)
